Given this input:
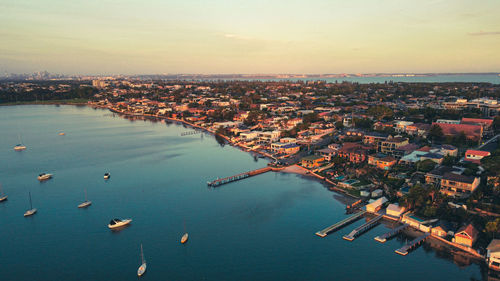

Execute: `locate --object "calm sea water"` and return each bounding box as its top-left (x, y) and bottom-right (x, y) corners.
top-left (0, 105), bottom-right (488, 280)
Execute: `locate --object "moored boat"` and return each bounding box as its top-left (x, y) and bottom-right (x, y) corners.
top-left (108, 218), bottom-right (132, 229)
top-left (78, 189), bottom-right (92, 208)
top-left (0, 184), bottom-right (7, 202)
top-left (137, 244), bottom-right (147, 277)
top-left (14, 144), bottom-right (27, 151)
top-left (104, 173), bottom-right (110, 179)
top-left (181, 233), bottom-right (189, 244)
top-left (38, 173), bottom-right (53, 181)
top-left (24, 192), bottom-right (37, 217)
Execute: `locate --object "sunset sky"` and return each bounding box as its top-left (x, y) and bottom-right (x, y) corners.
top-left (1, 0), bottom-right (499, 74)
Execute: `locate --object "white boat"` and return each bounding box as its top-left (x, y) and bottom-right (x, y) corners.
top-left (78, 189), bottom-right (92, 208)
top-left (24, 192), bottom-right (37, 217)
top-left (137, 244), bottom-right (147, 277)
top-left (108, 218), bottom-right (132, 229)
top-left (181, 233), bottom-right (189, 244)
top-left (14, 135), bottom-right (27, 151)
top-left (38, 173), bottom-right (53, 181)
top-left (104, 173), bottom-right (110, 179)
top-left (0, 183), bottom-right (7, 202)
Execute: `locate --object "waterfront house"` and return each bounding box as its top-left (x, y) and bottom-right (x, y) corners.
top-left (402, 213), bottom-right (433, 233)
top-left (366, 197), bottom-right (388, 213)
top-left (317, 148), bottom-right (336, 162)
top-left (487, 239), bottom-right (500, 271)
top-left (301, 155), bottom-right (325, 168)
top-left (440, 173), bottom-right (480, 197)
top-left (385, 203), bottom-right (406, 218)
top-left (431, 221), bottom-right (453, 238)
top-left (453, 224), bottom-right (478, 248)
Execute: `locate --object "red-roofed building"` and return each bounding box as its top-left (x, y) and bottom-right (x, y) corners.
top-left (432, 122), bottom-right (483, 142)
top-left (461, 118), bottom-right (493, 129)
top-left (465, 150), bottom-right (491, 164)
top-left (454, 224), bottom-right (478, 247)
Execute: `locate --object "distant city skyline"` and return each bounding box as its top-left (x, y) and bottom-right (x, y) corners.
top-left (1, 0), bottom-right (500, 75)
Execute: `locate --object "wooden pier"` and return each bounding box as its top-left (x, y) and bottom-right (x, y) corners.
top-left (343, 214), bottom-right (383, 241)
top-left (207, 167), bottom-right (272, 187)
top-left (374, 224), bottom-right (408, 243)
top-left (395, 233), bottom-right (430, 256)
top-left (315, 211), bottom-right (366, 238)
top-left (181, 130), bottom-right (202, 136)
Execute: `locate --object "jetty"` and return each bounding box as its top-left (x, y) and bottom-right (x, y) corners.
top-left (207, 167), bottom-right (272, 187)
top-left (343, 214), bottom-right (383, 241)
top-left (395, 233), bottom-right (430, 256)
top-left (181, 130), bottom-right (202, 136)
top-left (374, 224), bottom-right (408, 243)
top-left (316, 211), bottom-right (366, 238)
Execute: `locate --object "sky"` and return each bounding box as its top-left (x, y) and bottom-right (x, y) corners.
top-left (1, 0), bottom-right (500, 75)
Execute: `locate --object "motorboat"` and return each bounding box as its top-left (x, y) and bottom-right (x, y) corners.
top-left (14, 144), bottom-right (27, 151)
top-left (181, 233), bottom-right (189, 244)
top-left (108, 218), bottom-right (132, 229)
top-left (38, 173), bottom-right (53, 181)
top-left (104, 173), bottom-right (110, 179)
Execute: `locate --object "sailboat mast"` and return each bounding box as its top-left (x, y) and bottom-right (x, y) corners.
top-left (140, 244), bottom-right (144, 264)
top-left (84, 189), bottom-right (87, 201)
top-left (29, 192), bottom-right (33, 209)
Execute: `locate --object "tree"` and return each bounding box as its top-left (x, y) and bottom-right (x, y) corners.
top-left (493, 116), bottom-right (500, 134)
top-left (428, 124), bottom-right (443, 143)
top-left (416, 159), bottom-right (437, 173)
top-left (367, 105), bottom-right (393, 121)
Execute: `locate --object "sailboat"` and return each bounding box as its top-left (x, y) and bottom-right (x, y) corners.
top-left (137, 244), bottom-right (147, 277)
top-left (24, 192), bottom-right (37, 217)
top-left (181, 221), bottom-right (189, 244)
top-left (14, 135), bottom-right (27, 151)
top-left (0, 184), bottom-right (7, 202)
top-left (77, 189), bottom-right (92, 208)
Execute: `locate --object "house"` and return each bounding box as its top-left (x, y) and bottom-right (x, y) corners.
top-left (419, 153), bottom-right (444, 164)
top-left (271, 143), bottom-right (300, 154)
top-left (386, 203), bottom-right (406, 218)
top-left (363, 132), bottom-right (388, 145)
top-left (368, 153), bottom-right (397, 170)
top-left (301, 155), bottom-right (325, 168)
top-left (378, 136), bottom-right (409, 157)
top-left (395, 120), bottom-right (414, 133)
top-left (453, 224), bottom-right (478, 247)
top-left (402, 213), bottom-right (433, 232)
top-left (425, 166), bottom-right (463, 186)
top-left (337, 142), bottom-right (368, 163)
top-left (440, 173), bottom-right (480, 197)
top-left (464, 150), bottom-right (491, 164)
top-left (366, 197), bottom-right (388, 213)
top-left (431, 122), bottom-right (483, 142)
top-left (239, 131), bottom-right (259, 141)
top-left (405, 123), bottom-right (430, 136)
top-left (461, 118), bottom-right (494, 130)
top-left (431, 221), bottom-right (453, 238)
top-left (487, 239), bottom-right (500, 271)
top-left (317, 148), bottom-right (336, 162)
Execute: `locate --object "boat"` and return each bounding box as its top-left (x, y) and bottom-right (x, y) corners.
top-left (24, 192), bottom-right (37, 217)
top-left (104, 173), bottom-right (110, 179)
top-left (59, 132), bottom-right (65, 136)
top-left (77, 189), bottom-right (92, 208)
top-left (137, 244), bottom-right (147, 277)
top-left (0, 183), bottom-right (7, 202)
top-left (108, 218), bottom-right (132, 229)
top-left (14, 135), bottom-right (27, 151)
top-left (181, 233), bottom-right (189, 244)
top-left (38, 173), bottom-right (53, 181)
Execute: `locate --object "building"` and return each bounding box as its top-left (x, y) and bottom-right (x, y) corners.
top-left (378, 136), bottom-right (409, 157)
top-left (487, 239), bottom-right (500, 271)
top-left (425, 166), bottom-right (463, 186)
top-left (453, 224), bottom-right (478, 248)
top-left (386, 204), bottom-right (406, 218)
top-left (301, 155), bottom-right (325, 168)
top-left (337, 142), bottom-right (368, 163)
top-left (464, 150), bottom-right (491, 164)
top-left (363, 132), bottom-right (388, 145)
top-left (366, 197), bottom-right (388, 213)
top-left (368, 153), bottom-right (397, 170)
top-left (316, 148), bottom-right (336, 162)
top-left (431, 122), bottom-right (483, 142)
top-left (271, 142), bottom-right (300, 154)
top-left (395, 120), bottom-right (414, 133)
top-left (440, 173), bottom-right (480, 197)
top-left (431, 221), bottom-right (452, 238)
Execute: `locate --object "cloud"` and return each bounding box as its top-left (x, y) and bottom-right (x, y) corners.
top-left (468, 31), bottom-right (500, 36)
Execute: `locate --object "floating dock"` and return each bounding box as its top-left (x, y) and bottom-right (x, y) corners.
top-left (315, 211), bottom-right (366, 238)
top-left (343, 214), bottom-right (383, 241)
top-left (374, 224), bottom-right (408, 243)
top-left (207, 167), bottom-right (272, 187)
top-left (395, 233), bottom-right (430, 256)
